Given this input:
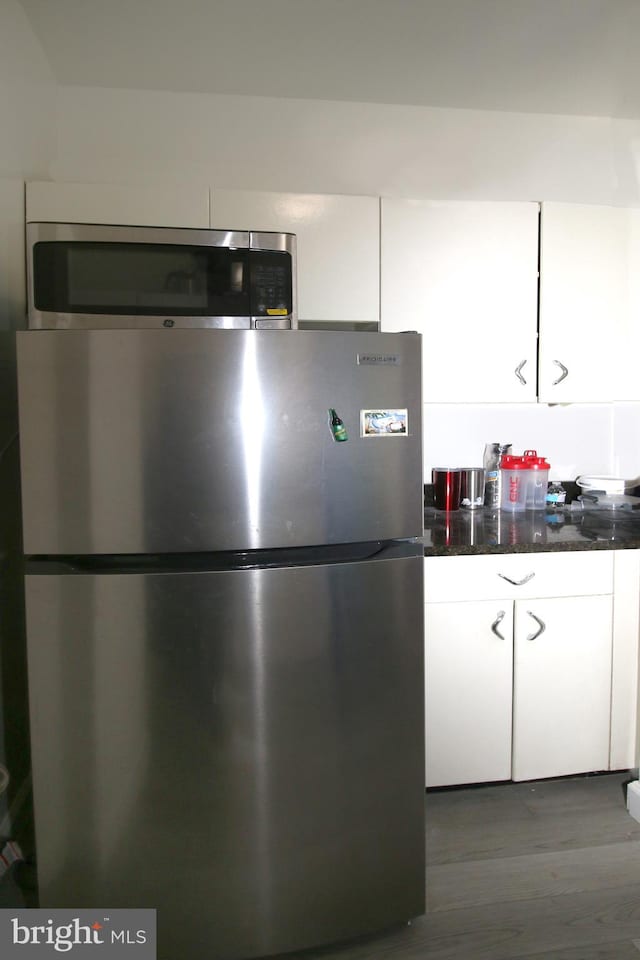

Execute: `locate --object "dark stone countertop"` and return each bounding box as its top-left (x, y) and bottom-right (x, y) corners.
top-left (421, 506), bottom-right (640, 556)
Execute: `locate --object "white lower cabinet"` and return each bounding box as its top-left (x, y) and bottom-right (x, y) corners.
top-left (424, 551), bottom-right (623, 787)
top-left (512, 595), bottom-right (613, 782)
top-left (425, 600), bottom-right (513, 787)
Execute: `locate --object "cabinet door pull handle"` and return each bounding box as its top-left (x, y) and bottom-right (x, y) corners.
top-left (526, 610), bottom-right (546, 641)
top-left (552, 360), bottom-right (569, 385)
top-left (491, 610), bottom-right (506, 640)
top-left (498, 571), bottom-right (535, 586)
top-left (514, 359), bottom-right (527, 385)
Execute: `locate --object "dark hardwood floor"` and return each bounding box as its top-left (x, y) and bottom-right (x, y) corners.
top-left (3, 773), bottom-right (639, 958)
top-left (294, 772), bottom-right (640, 960)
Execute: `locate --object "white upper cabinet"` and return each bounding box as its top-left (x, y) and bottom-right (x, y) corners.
top-left (539, 202), bottom-right (638, 402)
top-left (381, 200), bottom-right (539, 402)
top-left (26, 181), bottom-right (210, 228)
top-left (210, 189), bottom-right (379, 325)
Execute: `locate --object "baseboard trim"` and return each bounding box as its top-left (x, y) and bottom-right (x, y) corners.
top-left (626, 779), bottom-right (640, 823)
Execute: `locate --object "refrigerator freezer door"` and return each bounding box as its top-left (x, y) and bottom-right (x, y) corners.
top-left (17, 329), bottom-right (422, 554)
top-left (25, 547), bottom-right (425, 960)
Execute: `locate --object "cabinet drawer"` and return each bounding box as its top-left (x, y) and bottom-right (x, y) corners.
top-left (424, 551), bottom-right (613, 603)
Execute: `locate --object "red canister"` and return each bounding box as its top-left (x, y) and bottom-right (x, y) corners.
top-left (432, 468), bottom-right (462, 511)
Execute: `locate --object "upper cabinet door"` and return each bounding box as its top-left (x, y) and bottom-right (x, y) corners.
top-left (539, 202), bottom-right (636, 403)
top-left (210, 189), bottom-right (379, 325)
top-left (26, 181), bottom-right (210, 229)
top-left (381, 200), bottom-right (539, 402)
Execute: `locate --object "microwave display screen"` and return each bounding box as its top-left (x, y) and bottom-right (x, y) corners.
top-left (33, 241), bottom-right (292, 319)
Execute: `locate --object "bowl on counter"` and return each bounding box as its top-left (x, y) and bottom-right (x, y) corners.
top-left (576, 474), bottom-right (640, 496)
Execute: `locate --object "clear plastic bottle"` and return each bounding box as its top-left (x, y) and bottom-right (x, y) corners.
top-left (523, 450), bottom-right (550, 510)
top-left (546, 481), bottom-right (566, 507)
top-left (500, 455), bottom-right (529, 512)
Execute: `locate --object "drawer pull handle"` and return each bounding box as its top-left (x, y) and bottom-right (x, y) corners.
top-left (498, 571), bottom-right (535, 586)
top-left (491, 610), bottom-right (506, 640)
top-left (552, 359), bottom-right (569, 385)
top-left (515, 359), bottom-right (527, 385)
top-left (526, 610), bottom-right (546, 641)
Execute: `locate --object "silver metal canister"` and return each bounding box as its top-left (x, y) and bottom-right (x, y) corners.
top-left (460, 468), bottom-right (485, 509)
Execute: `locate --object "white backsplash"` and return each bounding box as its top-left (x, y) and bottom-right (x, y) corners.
top-left (423, 402), bottom-right (640, 482)
top-left (611, 404), bottom-right (640, 478)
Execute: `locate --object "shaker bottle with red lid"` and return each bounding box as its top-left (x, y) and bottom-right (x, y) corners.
top-left (500, 455), bottom-right (529, 512)
top-left (523, 450), bottom-right (550, 510)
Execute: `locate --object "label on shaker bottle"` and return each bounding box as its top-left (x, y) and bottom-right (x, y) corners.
top-left (484, 470), bottom-right (501, 508)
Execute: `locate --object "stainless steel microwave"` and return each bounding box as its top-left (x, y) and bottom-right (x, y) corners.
top-left (27, 222), bottom-right (297, 330)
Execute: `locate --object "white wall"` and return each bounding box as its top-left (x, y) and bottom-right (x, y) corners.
top-left (423, 402), bottom-right (640, 481)
top-left (0, 180), bottom-right (27, 334)
top-left (0, 0), bottom-right (56, 182)
top-left (53, 85), bottom-right (640, 205)
top-left (49, 82), bottom-right (640, 480)
top-left (0, 0), bottom-right (56, 833)
top-left (0, 0), bottom-right (56, 332)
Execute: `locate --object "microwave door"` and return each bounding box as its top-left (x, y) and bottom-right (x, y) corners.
top-left (30, 242), bottom-right (251, 329)
top-left (27, 223), bottom-right (258, 329)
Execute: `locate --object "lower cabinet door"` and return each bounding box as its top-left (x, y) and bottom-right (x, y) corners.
top-left (425, 600), bottom-right (513, 787)
top-left (512, 595), bottom-right (613, 782)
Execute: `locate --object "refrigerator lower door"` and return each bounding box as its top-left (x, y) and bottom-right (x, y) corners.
top-left (25, 547), bottom-right (424, 960)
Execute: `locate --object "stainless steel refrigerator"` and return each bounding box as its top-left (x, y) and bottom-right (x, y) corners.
top-left (16, 329), bottom-right (425, 960)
